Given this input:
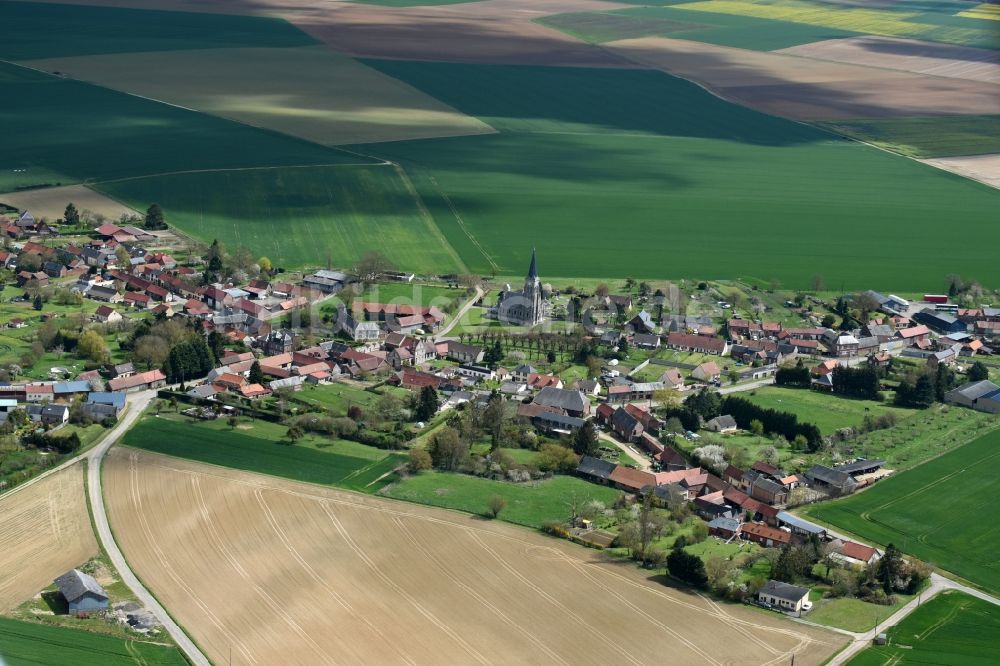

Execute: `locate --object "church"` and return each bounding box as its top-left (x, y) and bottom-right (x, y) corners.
top-left (497, 248), bottom-right (544, 326)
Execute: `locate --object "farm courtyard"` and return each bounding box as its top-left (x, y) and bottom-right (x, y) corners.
top-left (103, 447), bottom-right (845, 665)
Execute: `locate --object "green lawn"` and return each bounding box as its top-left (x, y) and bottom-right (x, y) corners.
top-left (291, 383), bottom-right (406, 416)
top-left (808, 593), bottom-right (916, 634)
top-left (0, 0), bottom-right (315, 60)
top-left (0, 616), bottom-right (187, 666)
top-left (347, 0), bottom-right (480, 5)
top-left (97, 164), bottom-right (462, 271)
top-left (744, 387), bottom-right (914, 435)
top-left (817, 116), bottom-right (1000, 159)
top-left (538, 6), bottom-right (861, 49)
top-left (123, 414), bottom-right (403, 493)
top-left (802, 429), bottom-right (1000, 595)
top-left (337, 282), bottom-right (467, 310)
top-left (846, 591), bottom-right (1000, 666)
top-left (386, 471), bottom-right (623, 529)
top-left (360, 61), bottom-right (1000, 290)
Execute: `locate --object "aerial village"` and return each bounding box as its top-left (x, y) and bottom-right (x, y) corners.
top-left (1, 204), bottom-right (998, 616)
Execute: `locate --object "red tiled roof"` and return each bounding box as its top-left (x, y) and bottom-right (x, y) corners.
top-left (841, 541), bottom-right (878, 563)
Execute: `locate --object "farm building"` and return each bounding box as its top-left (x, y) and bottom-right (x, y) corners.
top-left (705, 415), bottom-right (737, 433)
top-left (758, 580), bottom-right (810, 614)
top-left (944, 380), bottom-right (1000, 414)
top-left (741, 523), bottom-right (791, 548)
top-left (805, 464), bottom-right (858, 496)
top-left (54, 569), bottom-right (109, 616)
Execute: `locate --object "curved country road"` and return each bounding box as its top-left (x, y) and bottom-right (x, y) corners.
top-left (87, 390), bottom-right (212, 666)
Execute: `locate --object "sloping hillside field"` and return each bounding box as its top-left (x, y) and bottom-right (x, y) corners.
top-left (803, 429), bottom-right (1000, 596)
top-left (104, 448), bottom-right (845, 665)
top-left (0, 464), bottom-right (98, 611)
top-left (360, 61), bottom-right (1000, 288)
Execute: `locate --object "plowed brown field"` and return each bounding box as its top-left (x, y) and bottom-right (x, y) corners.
top-left (105, 448), bottom-right (845, 666)
top-left (0, 463), bottom-right (98, 610)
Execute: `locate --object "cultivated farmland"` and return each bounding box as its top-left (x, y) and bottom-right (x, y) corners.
top-left (0, 61), bottom-right (359, 193)
top-left (123, 415), bottom-right (405, 494)
top-left (24, 45), bottom-right (493, 146)
top-left (802, 429), bottom-right (1000, 595)
top-left (362, 60), bottom-right (1000, 288)
top-left (0, 463), bottom-right (98, 611)
top-left (0, 616), bottom-right (189, 666)
top-left (815, 116), bottom-right (1000, 159)
top-left (103, 447), bottom-right (845, 665)
top-left (97, 164), bottom-right (465, 272)
top-left (846, 591), bottom-right (1000, 666)
top-left (0, 184), bottom-right (137, 221)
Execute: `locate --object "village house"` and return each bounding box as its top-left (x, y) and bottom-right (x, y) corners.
top-left (741, 522), bottom-right (792, 548)
top-left (533, 387), bottom-right (590, 418)
top-left (666, 332), bottom-right (728, 355)
top-left (93, 305), bottom-right (123, 325)
top-left (691, 361), bottom-right (721, 383)
top-left (758, 580), bottom-right (810, 614)
top-left (704, 414), bottom-right (737, 433)
top-left (610, 407), bottom-right (643, 441)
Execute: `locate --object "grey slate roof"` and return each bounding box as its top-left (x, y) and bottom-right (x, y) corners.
top-left (760, 580), bottom-right (809, 603)
top-left (833, 459), bottom-right (885, 475)
top-left (776, 511), bottom-right (826, 535)
top-left (806, 464), bottom-right (855, 489)
top-left (708, 517), bottom-right (741, 533)
top-left (948, 380), bottom-right (1000, 401)
top-left (577, 455), bottom-right (616, 480)
top-left (54, 569), bottom-right (107, 603)
top-left (533, 387), bottom-right (588, 413)
top-left (707, 415), bottom-right (737, 430)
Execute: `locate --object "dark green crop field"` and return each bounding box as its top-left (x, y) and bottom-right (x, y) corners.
top-left (98, 164), bottom-right (465, 272)
top-left (360, 61), bottom-right (1000, 289)
top-left (803, 429), bottom-right (1000, 595)
top-left (123, 416), bottom-right (404, 493)
top-left (0, 616), bottom-right (188, 666)
top-left (0, 62), bottom-right (360, 193)
top-left (0, 0), bottom-right (315, 60)
top-left (846, 591), bottom-right (1000, 666)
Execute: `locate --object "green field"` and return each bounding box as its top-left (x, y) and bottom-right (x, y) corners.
top-left (361, 61), bottom-right (1000, 289)
top-left (387, 471), bottom-right (623, 529)
top-left (348, 0), bottom-right (481, 5)
top-left (664, 0), bottom-right (1000, 49)
top-left (744, 387), bottom-right (914, 435)
top-left (97, 165), bottom-right (464, 271)
top-left (817, 116), bottom-right (1000, 159)
top-left (802, 429), bottom-right (1000, 595)
top-left (0, 62), bottom-right (358, 192)
top-left (0, 0), bottom-right (315, 60)
top-left (538, 6), bottom-right (860, 49)
top-left (0, 616), bottom-right (188, 666)
top-left (123, 415), bottom-right (404, 493)
top-left (847, 591), bottom-right (1000, 666)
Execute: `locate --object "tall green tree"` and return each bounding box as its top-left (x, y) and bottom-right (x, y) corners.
top-left (968, 361), bottom-right (989, 383)
top-left (572, 420), bottom-right (599, 456)
top-left (248, 360), bottom-right (264, 385)
top-left (414, 385), bottom-right (439, 422)
top-left (63, 202), bottom-right (80, 227)
top-left (144, 203), bottom-right (166, 230)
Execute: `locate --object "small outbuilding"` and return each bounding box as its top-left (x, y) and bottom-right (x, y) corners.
top-left (54, 569), bottom-right (109, 616)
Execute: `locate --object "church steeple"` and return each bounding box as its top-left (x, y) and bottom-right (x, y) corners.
top-left (527, 247), bottom-right (538, 281)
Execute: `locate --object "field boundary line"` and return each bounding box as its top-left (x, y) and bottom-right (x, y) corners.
top-left (91, 161), bottom-right (390, 186)
top-left (427, 173), bottom-right (499, 274)
top-left (391, 164), bottom-right (470, 274)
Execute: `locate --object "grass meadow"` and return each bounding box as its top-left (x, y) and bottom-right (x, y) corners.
top-left (744, 387), bottom-right (914, 435)
top-left (387, 471), bottom-right (623, 529)
top-left (0, 616), bottom-right (188, 666)
top-left (97, 165), bottom-right (464, 272)
top-left (846, 591), bottom-right (1000, 666)
top-left (802, 429), bottom-right (1000, 595)
top-left (123, 414), bottom-right (404, 493)
top-left (361, 60), bottom-right (1000, 289)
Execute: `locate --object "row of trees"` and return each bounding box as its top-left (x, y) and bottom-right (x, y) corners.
top-left (722, 396), bottom-right (822, 451)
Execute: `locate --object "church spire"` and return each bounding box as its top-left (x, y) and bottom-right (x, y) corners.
top-left (527, 247), bottom-right (538, 280)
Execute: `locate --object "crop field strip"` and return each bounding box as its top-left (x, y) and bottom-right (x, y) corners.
top-left (359, 60), bottom-right (1000, 289)
top-left (0, 463), bottom-right (98, 611)
top-left (0, 616), bottom-right (189, 666)
top-left (846, 591), bottom-right (1000, 666)
top-left (103, 447), bottom-right (844, 665)
top-left (803, 429), bottom-right (1000, 596)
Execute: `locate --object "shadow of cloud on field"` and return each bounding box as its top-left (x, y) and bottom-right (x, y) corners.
top-left (360, 57), bottom-right (840, 147)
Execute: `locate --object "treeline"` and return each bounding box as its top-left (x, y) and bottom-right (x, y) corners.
top-left (895, 364), bottom-right (956, 408)
top-left (162, 336), bottom-right (215, 384)
top-left (831, 366), bottom-right (881, 400)
top-left (721, 396), bottom-right (822, 451)
top-left (775, 365), bottom-right (810, 388)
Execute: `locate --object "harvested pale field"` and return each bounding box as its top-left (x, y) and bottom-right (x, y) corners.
top-left (778, 36), bottom-right (1000, 85)
top-left (25, 46), bottom-right (493, 145)
top-left (923, 153), bottom-right (1000, 189)
top-left (0, 184), bottom-right (137, 221)
top-left (606, 37), bottom-right (1000, 119)
top-left (0, 463), bottom-right (98, 611)
top-left (105, 448), bottom-right (845, 665)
